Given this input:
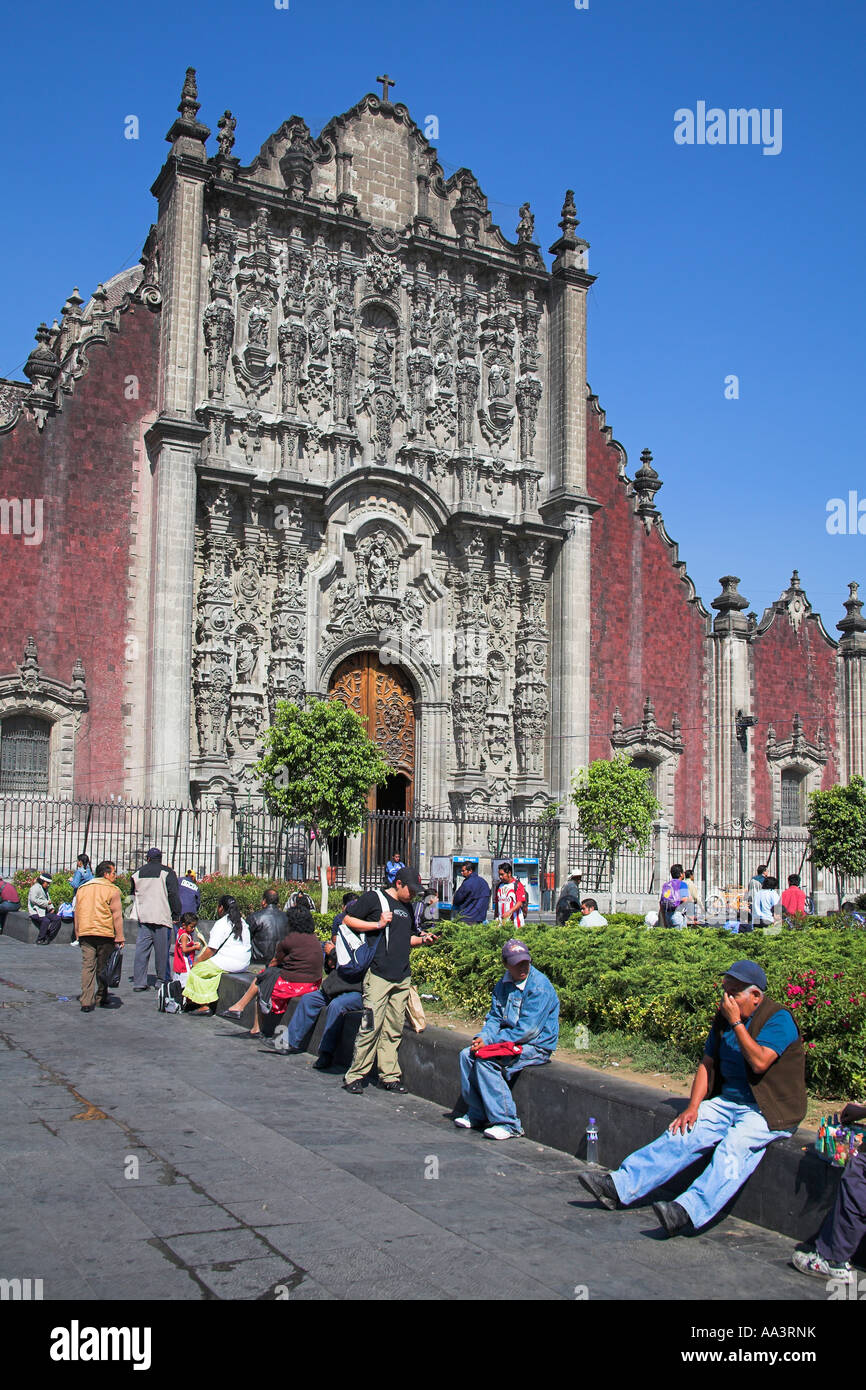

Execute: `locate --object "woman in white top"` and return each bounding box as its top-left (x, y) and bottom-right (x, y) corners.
top-left (183, 895), bottom-right (251, 1014)
top-left (751, 875), bottom-right (781, 928)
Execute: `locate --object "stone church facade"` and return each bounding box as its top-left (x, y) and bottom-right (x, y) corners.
top-left (1, 71), bottom-right (864, 838)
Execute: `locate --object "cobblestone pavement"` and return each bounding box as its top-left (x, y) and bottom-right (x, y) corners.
top-left (0, 938), bottom-right (827, 1302)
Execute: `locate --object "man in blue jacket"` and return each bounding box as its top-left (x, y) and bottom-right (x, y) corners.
top-left (454, 938), bottom-right (560, 1140)
top-left (452, 861), bottom-right (491, 924)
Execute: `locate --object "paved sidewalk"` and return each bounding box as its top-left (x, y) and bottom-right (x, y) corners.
top-left (0, 938), bottom-right (827, 1301)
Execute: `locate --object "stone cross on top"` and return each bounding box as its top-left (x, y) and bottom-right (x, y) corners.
top-left (377, 73), bottom-right (395, 101)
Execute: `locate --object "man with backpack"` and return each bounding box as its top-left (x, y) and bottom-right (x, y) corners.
top-left (341, 867), bottom-right (437, 1095)
top-left (659, 863), bottom-right (691, 929)
top-left (496, 864), bottom-right (527, 932)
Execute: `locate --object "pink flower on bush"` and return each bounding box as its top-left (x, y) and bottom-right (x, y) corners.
top-left (787, 985), bottom-right (804, 997)
top-left (808, 1042), bottom-right (816, 1048)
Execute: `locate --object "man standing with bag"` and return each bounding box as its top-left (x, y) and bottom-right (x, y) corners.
top-left (131, 848), bottom-right (182, 990)
top-left (74, 860), bottom-right (124, 1012)
top-left (342, 867), bottom-right (436, 1095)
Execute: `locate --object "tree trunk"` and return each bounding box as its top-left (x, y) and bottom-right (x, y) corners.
top-left (609, 851), bottom-right (618, 917)
top-left (318, 832), bottom-right (330, 916)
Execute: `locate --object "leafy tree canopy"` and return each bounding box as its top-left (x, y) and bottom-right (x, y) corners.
top-left (570, 756), bottom-right (661, 862)
top-left (254, 697), bottom-right (391, 841)
top-left (808, 777), bottom-right (866, 887)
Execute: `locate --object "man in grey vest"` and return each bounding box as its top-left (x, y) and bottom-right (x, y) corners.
top-left (132, 848), bottom-right (182, 990)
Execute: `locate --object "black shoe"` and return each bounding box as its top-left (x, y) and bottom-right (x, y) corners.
top-left (313, 1054), bottom-right (333, 1070)
top-left (99, 995), bottom-right (123, 1009)
top-left (652, 1200), bottom-right (691, 1237)
top-left (133, 986), bottom-right (149, 992)
top-left (379, 1079), bottom-right (408, 1093)
top-left (342, 1079), bottom-right (365, 1095)
top-left (80, 1005), bottom-right (95, 1013)
top-left (578, 1171), bottom-right (621, 1210)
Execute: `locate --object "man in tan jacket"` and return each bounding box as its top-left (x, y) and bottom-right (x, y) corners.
top-left (74, 861), bottom-right (125, 1012)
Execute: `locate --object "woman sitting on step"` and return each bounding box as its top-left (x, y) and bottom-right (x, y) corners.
top-left (221, 904), bottom-right (323, 1037)
top-left (182, 896), bottom-right (251, 1016)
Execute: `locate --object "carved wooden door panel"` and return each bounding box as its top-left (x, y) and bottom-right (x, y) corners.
top-left (328, 654), bottom-right (415, 806)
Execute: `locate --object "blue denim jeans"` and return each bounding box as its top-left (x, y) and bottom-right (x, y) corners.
top-left (610, 1095), bottom-right (791, 1229)
top-left (458, 1044), bottom-right (551, 1133)
top-left (286, 988), bottom-right (363, 1057)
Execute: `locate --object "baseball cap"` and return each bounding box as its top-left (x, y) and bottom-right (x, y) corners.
top-left (725, 960), bottom-right (767, 992)
top-left (502, 938), bottom-right (531, 965)
top-left (146, 848), bottom-right (162, 861)
top-left (393, 866), bottom-right (423, 894)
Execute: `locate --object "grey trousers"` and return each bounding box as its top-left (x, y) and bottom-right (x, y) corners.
top-left (133, 923), bottom-right (171, 987)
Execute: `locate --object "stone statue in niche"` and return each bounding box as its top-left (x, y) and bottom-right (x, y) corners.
top-left (371, 328), bottom-right (393, 383)
top-left (248, 308), bottom-right (269, 348)
top-left (488, 361), bottom-right (509, 400)
top-left (235, 634), bottom-right (258, 685)
top-left (367, 542), bottom-right (391, 593)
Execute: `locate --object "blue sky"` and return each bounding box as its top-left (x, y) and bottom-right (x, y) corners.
top-left (2, 0), bottom-right (863, 624)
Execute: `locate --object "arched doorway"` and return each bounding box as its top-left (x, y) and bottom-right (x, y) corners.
top-left (328, 653), bottom-right (416, 882)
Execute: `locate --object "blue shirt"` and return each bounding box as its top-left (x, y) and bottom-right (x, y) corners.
top-left (178, 876), bottom-right (201, 916)
top-left (704, 1009), bottom-right (799, 1107)
top-left (385, 859), bottom-right (404, 885)
top-left (70, 867), bottom-right (94, 890)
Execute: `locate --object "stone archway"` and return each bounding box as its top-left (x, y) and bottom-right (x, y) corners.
top-left (328, 652), bottom-right (415, 812)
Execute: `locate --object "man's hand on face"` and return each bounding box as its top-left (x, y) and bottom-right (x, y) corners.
top-left (719, 991), bottom-right (742, 1027)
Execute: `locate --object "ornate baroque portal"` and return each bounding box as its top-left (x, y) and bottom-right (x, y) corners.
top-left (328, 652), bottom-right (415, 811)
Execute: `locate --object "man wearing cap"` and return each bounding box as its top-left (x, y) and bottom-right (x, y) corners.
top-left (454, 939), bottom-right (560, 1140)
top-left (131, 849), bottom-right (182, 991)
top-left (30, 873), bottom-right (65, 943)
top-left (580, 960), bottom-right (806, 1236)
top-left (555, 873), bottom-right (583, 926)
top-left (342, 867), bottom-right (437, 1095)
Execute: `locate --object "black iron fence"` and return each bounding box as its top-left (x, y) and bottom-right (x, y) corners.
top-left (0, 795), bottom-right (560, 896)
top-left (0, 795), bottom-right (218, 878)
top-left (5, 795), bottom-right (861, 906)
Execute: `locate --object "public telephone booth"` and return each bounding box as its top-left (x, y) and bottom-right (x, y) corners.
top-left (492, 856), bottom-right (541, 916)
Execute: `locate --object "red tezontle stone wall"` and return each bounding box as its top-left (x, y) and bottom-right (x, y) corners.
top-left (750, 614), bottom-right (839, 824)
top-left (0, 304), bottom-right (159, 797)
top-left (586, 402), bottom-right (707, 829)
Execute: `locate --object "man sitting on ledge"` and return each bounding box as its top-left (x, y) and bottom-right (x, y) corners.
top-left (454, 938), bottom-right (560, 1141)
top-left (579, 959), bottom-right (806, 1236)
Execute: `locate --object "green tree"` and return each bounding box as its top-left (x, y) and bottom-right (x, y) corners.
top-left (253, 698), bottom-right (391, 913)
top-left (570, 756), bottom-right (661, 911)
top-left (808, 776), bottom-right (866, 908)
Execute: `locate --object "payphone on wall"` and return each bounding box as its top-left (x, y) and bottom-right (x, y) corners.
top-left (492, 857), bottom-right (541, 915)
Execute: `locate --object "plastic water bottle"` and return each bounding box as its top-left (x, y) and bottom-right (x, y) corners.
top-left (586, 1117), bottom-right (599, 1165)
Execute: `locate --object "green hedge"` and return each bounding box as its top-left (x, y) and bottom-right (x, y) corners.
top-left (412, 919), bottom-right (866, 1098)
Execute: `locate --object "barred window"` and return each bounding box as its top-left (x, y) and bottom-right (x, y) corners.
top-left (781, 770), bottom-right (804, 827)
top-left (0, 715), bottom-right (50, 793)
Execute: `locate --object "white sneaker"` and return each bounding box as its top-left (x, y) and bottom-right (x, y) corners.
top-left (453, 1115), bottom-right (475, 1129)
top-left (791, 1249), bottom-right (852, 1282)
top-left (483, 1124), bottom-right (524, 1141)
